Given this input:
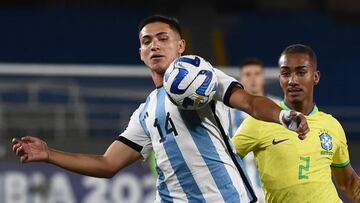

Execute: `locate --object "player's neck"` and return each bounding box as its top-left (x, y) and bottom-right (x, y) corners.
top-left (152, 72), bottom-right (164, 88)
top-left (285, 98), bottom-right (315, 115)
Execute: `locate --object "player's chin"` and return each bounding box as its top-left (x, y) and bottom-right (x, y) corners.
top-left (287, 93), bottom-right (304, 103)
top-left (150, 64), bottom-right (167, 74)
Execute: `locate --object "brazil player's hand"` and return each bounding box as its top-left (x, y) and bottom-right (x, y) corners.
top-left (279, 110), bottom-right (309, 140)
top-left (12, 136), bottom-right (49, 163)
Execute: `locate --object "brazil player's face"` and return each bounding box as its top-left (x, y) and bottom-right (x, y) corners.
top-left (139, 22), bottom-right (185, 75)
top-left (279, 53), bottom-right (320, 104)
top-left (240, 65), bottom-right (265, 96)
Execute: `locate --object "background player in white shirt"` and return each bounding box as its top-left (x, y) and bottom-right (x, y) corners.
top-left (11, 15), bottom-right (309, 203)
top-left (229, 57), bottom-right (281, 203)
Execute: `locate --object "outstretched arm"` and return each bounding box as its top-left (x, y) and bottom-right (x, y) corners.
top-left (228, 87), bottom-right (309, 138)
top-left (332, 165), bottom-right (360, 203)
top-left (12, 136), bottom-right (141, 178)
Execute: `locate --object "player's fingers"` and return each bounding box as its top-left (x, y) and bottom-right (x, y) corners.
top-left (20, 155), bottom-right (28, 163)
top-left (21, 136), bottom-right (31, 141)
top-left (297, 115), bottom-right (308, 133)
top-left (290, 110), bottom-right (299, 117)
top-left (304, 124), bottom-right (310, 134)
top-left (12, 138), bottom-right (21, 144)
top-left (297, 117), bottom-right (308, 140)
top-left (297, 122), bottom-right (307, 134)
top-left (298, 134), bottom-right (306, 140)
top-left (21, 136), bottom-right (36, 143)
top-left (298, 130), bottom-right (307, 139)
top-left (12, 143), bottom-right (21, 152)
top-left (15, 146), bottom-right (26, 156)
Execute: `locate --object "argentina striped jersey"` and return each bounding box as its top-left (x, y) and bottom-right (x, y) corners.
top-left (117, 68), bottom-right (256, 203)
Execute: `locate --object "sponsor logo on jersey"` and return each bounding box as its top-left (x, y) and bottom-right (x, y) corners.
top-left (272, 138), bottom-right (289, 145)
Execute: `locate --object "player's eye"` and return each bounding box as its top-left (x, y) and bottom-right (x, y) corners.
top-left (298, 71), bottom-right (307, 76)
top-left (281, 72), bottom-right (290, 77)
top-left (141, 38), bottom-right (151, 45)
top-left (159, 36), bottom-right (168, 41)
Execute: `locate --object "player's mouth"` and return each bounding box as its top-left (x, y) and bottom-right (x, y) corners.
top-left (287, 88), bottom-right (303, 96)
top-left (150, 54), bottom-right (165, 61)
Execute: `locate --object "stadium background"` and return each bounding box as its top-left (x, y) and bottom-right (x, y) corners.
top-left (0, 1), bottom-right (359, 202)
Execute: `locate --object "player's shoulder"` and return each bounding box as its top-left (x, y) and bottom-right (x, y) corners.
top-left (316, 111), bottom-right (340, 123)
top-left (240, 115), bottom-right (269, 131)
top-left (243, 115), bottom-right (263, 124)
top-left (133, 89), bottom-right (157, 113)
top-left (316, 111), bottom-right (343, 129)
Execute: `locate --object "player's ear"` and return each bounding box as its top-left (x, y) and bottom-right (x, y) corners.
top-left (314, 70), bottom-right (320, 85)
top-left (178, 39), bottom-right (186, 55)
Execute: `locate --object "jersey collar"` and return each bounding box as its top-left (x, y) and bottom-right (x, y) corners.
top-left (280, 101), bottom-right (318, 116)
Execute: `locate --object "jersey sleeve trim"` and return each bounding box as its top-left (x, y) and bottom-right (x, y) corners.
top-left (223, 81), bottom-right (243, 107)
top-left (331, 160), bottom-right (350, 168)
top-left (116, 136), bottom-right (143, 153)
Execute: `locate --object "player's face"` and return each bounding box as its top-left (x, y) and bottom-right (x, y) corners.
top-left (279, 53), bottom-right (320, 104)
top-left (240, 65), bottom-right (264, 96)
top-left (139, 22), bottom-right (185, 74)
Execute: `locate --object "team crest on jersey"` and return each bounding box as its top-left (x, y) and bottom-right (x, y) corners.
top-left (319, 130), bottom-right (333, 155)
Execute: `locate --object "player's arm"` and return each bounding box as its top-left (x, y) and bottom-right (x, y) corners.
top-left (332, 165), bottom-right (360, 203)
top-left (12, 136), bottom-right (141, 178)
top-left (228, 86), bottom-right (309, 138)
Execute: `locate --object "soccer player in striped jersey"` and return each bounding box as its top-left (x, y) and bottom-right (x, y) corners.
top-left (232, 44), bottom-right (360, 203)
top-left (11, 15), bottom-right (309, 203)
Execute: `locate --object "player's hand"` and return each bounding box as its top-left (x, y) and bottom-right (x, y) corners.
top-left (279, 110), bottom-right (309, 140)
top-left (11, 136), bottom-right (49, 163)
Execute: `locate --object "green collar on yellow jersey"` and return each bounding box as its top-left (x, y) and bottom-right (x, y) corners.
top-left (280, 101), bottom-right (318, 116)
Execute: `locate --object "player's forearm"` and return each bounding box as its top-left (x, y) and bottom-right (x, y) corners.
top-left (47, 149), bottom-right (116, 178)
top-left (349, 174), bottom-right (360, 202)
top-left (229, 88), bottom-right (282, 123)
top-left (338, 169), bottom-right (360, 203)
top-left (248, 95), bottom-right (282, 123)
top-left (230, 92), bottom-right (281, 123)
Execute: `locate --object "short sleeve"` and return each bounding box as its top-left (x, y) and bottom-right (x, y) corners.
top-left (231, 116), bottom-right (261, 158)
top-left (213, 68), bottom-right (243, 106)
top-left (331, 120), bottom-right (350, 168)
top-left (117, 104), bottom-right (153, 160)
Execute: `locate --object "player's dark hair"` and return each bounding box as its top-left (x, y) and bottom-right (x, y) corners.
top-left (281, 44), bottom-right (317, 67)
top-left (139, 14), bottom-right (182, 38)
top-left (240, 57), bottom-right (264, 70)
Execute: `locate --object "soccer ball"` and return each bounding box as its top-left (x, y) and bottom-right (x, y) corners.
top-left (163, 55), bottom-right (218, 110)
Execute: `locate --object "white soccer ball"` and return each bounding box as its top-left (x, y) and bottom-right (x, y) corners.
top-left (163, 55), bottom-right (218, 110)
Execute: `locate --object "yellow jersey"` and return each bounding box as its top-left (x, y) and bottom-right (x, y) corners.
top-left (232, 101), bottom-right (350, 203)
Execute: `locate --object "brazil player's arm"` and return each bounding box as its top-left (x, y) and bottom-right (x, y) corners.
top-left (331, 120), bottom-right (360, 202)
top-left (332, 165), bottom-right (360, 203)
top-left (228, 86), bottom-right (308, 137)
top-left (12, 136), bottom-right (141, 178)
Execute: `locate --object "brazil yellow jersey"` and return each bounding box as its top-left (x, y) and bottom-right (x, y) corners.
top-left (232, 101), bottom-right (350, 203)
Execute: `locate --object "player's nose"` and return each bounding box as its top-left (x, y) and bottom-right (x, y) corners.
top-left (150, 40), bottom-right (160, 51)
top-left (288, 73), bottom-right (299, 85)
